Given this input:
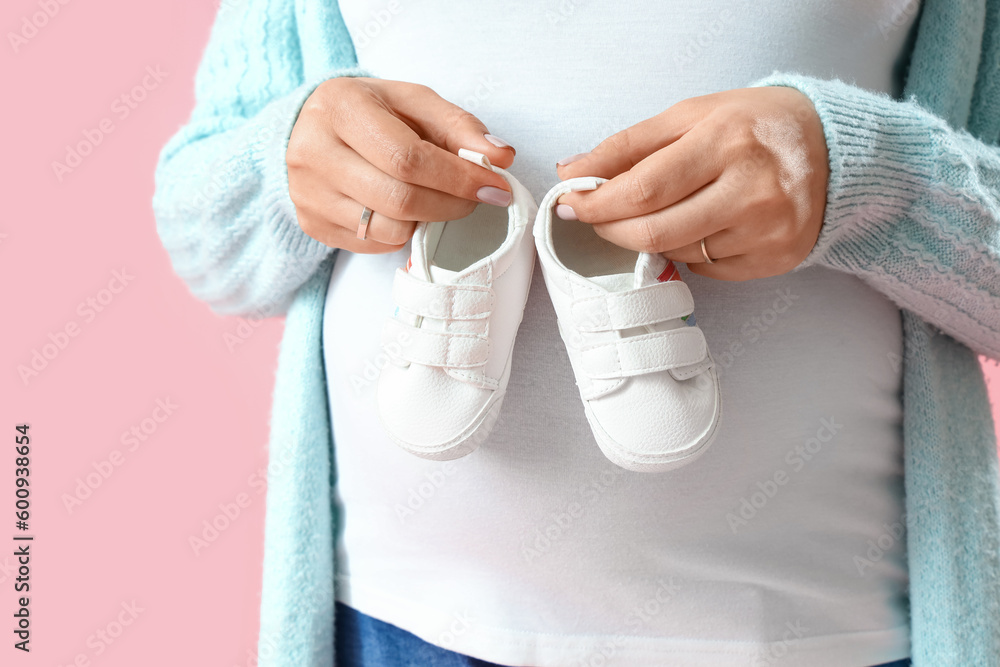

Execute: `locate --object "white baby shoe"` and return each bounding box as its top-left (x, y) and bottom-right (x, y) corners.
top-left (534, 176), bottom-right (721, 472)
top-left (376, 149), bottom-right (537, 460)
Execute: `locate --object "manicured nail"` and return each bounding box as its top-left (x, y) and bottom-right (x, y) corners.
top-left (477, 186), bottom-right (512, 206)
top-left (557, 152), bottom-right (589, 166)
top-left (484, 133), bottom-right (512, 149)
top-left (555, 204), bottom-right (577, 220)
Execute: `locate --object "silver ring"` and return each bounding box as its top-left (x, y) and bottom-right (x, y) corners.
top-left (700, 237), bottom-right (715, 264)
top-left (357, 206), bottom-right (372, 240)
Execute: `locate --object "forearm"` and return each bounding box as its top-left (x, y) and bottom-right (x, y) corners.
top-left (755, 73), bottom-right (1000, 358)
top-left (153, 69), bottom-right (365, 316)
top-left (151, 0), bottom-right (367, 316)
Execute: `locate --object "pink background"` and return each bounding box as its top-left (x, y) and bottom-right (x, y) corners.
top-left (2, 1), bottom-right (999, 665)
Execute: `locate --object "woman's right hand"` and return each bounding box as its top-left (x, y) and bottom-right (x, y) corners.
top-left (287, 77), bottom-right (516, 253)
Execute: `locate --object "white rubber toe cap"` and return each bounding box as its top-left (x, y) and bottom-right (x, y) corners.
top-left (584, 366), bottom-right (721, 472)
top-left (376, 361), bottom-right (501, 459)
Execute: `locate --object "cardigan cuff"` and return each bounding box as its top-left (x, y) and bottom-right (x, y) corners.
top-left (253, 66), bottom-right (374, 265)
top-left (749, 73), bottom-right (944, 273)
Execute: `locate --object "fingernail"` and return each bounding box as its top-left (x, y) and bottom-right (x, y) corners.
top-left (484, 133), bottom-right (512, 149)
top-left (477, 186), bottom-right (512, 207)
top-left (557, 152), bottom-right (589, 167)
top-left (555, 204), bottom-right (577, 220)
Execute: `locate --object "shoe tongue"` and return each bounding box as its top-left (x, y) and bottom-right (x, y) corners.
top-left (408, 226), bottom-right (464, 284)
top-left (636, 253), bottom-right (670, 287)
top-left (588, 254), bottom-right (689, 333)
top-left (407, 230), bottom-right (432, 281)
top-left (428, 264), bottom-right (459, 283)
top-left (405, 253), bottom-right (459, 284)
top-left (588, 272), bottom-right (633, 291)
top-left (589, 253), bottom-right (670, 291)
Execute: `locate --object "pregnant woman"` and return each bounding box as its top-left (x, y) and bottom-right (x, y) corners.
top-left (153, 1), bottom-right (1000, 665)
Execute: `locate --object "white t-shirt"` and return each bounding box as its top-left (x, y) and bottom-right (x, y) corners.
top-left (323, 2), bottom-right (920, 665)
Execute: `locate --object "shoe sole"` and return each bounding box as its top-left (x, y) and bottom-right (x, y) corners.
top-left (584, 364), bottom-right (723, 473)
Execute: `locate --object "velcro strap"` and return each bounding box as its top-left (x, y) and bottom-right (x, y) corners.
top-left (580, 327), bottom-right (707, 380)
top-left (382, 317), bottom-right (489, 369)
top-left (571, 282), bottom-right (694, 332)
top-left (392, 268), bottom-right (495, 320)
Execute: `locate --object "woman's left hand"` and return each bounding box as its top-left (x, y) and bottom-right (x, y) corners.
top-left (555, 86), bottom-right (830, 281)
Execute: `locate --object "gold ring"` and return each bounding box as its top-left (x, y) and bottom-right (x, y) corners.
top-left (700, 237), bottom-right (714, 264)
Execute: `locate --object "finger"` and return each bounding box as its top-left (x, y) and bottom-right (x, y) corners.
top-left (556, 95), bottom-right (707, 179)
top-left (586, 177), bottom-right (741, 254)
top-left (378, 82), bottom-right (516, 167)
top-left (338, 227), bottom-right (408, 255)
top-left (326, 144), bottom-right (481, 223)
top-left (290, 152), bottom-right (419, 244)
top-left (296, 207), bottom-right (409, 254)
top-left (661, 228), bottom-right (743, 264)
top-left (331, 193), bottom-right (418, 246)
top-left (685, 254), bottom-right (764, 282)
top-left (556, 125), bottom-right (723, 224)
top-left (332, 86), bottom-right (513, 204)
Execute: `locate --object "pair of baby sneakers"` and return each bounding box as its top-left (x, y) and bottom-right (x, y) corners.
top-left (376, 149), bottom-right (721, 473)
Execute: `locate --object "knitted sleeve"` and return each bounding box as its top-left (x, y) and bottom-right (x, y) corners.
top-left (151, 0), bottom-right (367, 316)
top-left (752, 74), bottom-right (1000, 360)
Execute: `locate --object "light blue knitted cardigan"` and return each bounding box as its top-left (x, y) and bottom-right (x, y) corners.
top-left (152, 1), bottom-right (1000, 665)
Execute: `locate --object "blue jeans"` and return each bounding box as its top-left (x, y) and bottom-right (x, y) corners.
top-left (334, 602), bottom-right (911, 667)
